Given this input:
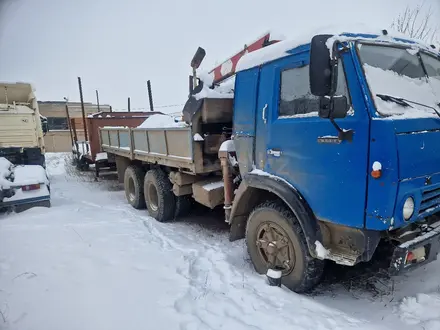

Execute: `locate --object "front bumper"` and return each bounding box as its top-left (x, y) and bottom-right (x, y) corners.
top-left (390, 223), bottom-right (440, 275)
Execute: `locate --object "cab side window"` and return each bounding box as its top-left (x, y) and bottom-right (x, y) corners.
top-left (278, 61), bottom-right (350, 118)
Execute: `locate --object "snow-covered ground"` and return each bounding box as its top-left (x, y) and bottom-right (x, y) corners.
top-left (0, 153), bottom-right (439, 330)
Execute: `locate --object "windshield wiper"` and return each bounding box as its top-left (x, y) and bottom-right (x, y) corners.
top-left (376, 93), bottom-right (440, 118)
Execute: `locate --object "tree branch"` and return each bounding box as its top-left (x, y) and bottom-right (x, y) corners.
top-left (391, 3), bottom-right (438, 43)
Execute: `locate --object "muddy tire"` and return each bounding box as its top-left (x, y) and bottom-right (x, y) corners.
top-left (144, 169), bottom-right (175, 222)
top-left (175, 195), bottom-right (193, 218)
top-left (124, 165), bottom-right (146, 209)
top-left (76, 158), bottom-right (89, 171)
top-left (245, 201), bottom-right (324, 293)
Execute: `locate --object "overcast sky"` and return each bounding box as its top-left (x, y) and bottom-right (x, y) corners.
top-left (0, 0), bottom-right (438, 113)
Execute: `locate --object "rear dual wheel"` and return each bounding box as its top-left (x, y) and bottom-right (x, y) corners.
top-left (143, 169), bottom-right (175, 222)
top-left (124, 165), bottom-right (146, 209)
top-left (124, 166), bottom-right (193, 221)
top-left (144, 169), bottom-right (192, 222)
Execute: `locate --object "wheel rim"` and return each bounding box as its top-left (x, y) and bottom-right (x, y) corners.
top-left (147, 183), bottom-right (159, 212)
top-left (255, 222), bottom-right (296, 275)
top-left (128, 177), bottom-right (135, 202)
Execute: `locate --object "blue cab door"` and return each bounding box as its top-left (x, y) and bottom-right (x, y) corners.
top-left (255, 49), bottom-right (371, 228)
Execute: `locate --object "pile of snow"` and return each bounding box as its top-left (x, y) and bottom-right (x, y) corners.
top-left (315, 240), bottom-right (330, 259)
top-left (1, 158), bottom-right (48, 190)
top-left (193, 133), bottom-right (204, 141)
top-left (193, 72), bottom-right (234, 100)
top-left (202, 180), bottom-right (224, 191)
top-left (0, 157), bottom-right (13, 189)
top-left (219, 140), bottom-right (235, 152)
top-left (138, 114), bottom-right (188, 129)
top-left (12, 165), bottom-right (48, 186)
top-left (364, 64), bottom-right (440, 119)
top-left (399, 293), bottom-right (440, 330)
top-left (250, 168), bottom-right (298, 193)
top-left (95, 152), bottom-right (108, 162)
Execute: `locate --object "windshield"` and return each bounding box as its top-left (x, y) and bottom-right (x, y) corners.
top-left (357, 43), bottom-right (440, 118)
top-left (421, 53), bottom-right (440, 81)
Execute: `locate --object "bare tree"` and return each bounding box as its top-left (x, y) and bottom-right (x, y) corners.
top-left (391, 2), bottom-right (438, 45)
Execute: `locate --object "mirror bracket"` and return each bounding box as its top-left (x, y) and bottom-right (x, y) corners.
top-left (320, 95), bottom-right (353, 142)
top-left (331, 119), bottom-right (354, 142)
top-left (327, 109), bottom-right (353, 142)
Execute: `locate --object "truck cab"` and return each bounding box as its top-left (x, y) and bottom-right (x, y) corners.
top-left (229, 31), bottom-right (440, 291)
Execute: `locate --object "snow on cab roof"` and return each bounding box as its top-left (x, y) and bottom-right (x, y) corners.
top-left (236, 25), bottom-right (438, 73)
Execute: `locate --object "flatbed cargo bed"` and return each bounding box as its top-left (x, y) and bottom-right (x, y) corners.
top-left (100, 125), bottom-right (221, 174)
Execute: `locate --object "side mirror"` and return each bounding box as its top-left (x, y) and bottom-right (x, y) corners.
top-left (309, 34), bottom-right (336, 96)
top-left (191, 47), bottom-right (206, 69)
top-left (319, 95), bottom-right (349, 119)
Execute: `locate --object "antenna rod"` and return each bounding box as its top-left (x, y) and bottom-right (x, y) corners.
top-left (96, 90), bottom-right (100, 112)
top-left (77, 76), bottom-right (89, 153)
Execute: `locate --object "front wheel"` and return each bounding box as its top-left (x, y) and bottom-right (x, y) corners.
top-left (245, 201), bottom-right (324, 293)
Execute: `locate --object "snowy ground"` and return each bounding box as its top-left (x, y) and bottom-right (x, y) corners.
top-left (0, 153), bottom-right (439, 330)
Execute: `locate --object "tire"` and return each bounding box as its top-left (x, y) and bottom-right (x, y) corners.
top-left (95, 162), bottom-right (100, 178)
top-left (144, 169), bottom-right (175, 222)
top-left (124, 165), bottom-right (146, 209)
top-left (245, 201), bottom-right (324, 293)
top-left (175, 195), bottom-right (193, 218)
top-left (76, 159), bottom-right (89, 171)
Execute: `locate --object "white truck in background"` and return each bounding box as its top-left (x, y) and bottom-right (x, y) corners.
top-left (0, 82), bottom-right (47, 165)
top-left (0, 82), bottom-right (51, 212)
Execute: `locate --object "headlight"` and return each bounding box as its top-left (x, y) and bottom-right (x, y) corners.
top-left (403, 197), bottom-right (415, 221)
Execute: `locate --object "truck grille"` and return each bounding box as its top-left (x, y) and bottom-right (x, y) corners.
top-left (419, 185), bottom-right (440, 218)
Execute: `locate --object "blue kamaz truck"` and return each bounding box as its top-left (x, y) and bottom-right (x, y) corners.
top-left (101, 29), bottom-right (440, 292)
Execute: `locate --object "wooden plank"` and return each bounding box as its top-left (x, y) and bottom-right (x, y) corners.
top-left (169, 172), bottom-right (197, 185)
top-left (172, 183), bottom-right (193, 196)
top-left (192, 179), bottom-right (224, 209)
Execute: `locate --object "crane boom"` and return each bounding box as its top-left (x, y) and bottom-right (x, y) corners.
top-left (209, 32), bottom-right (282, 85)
